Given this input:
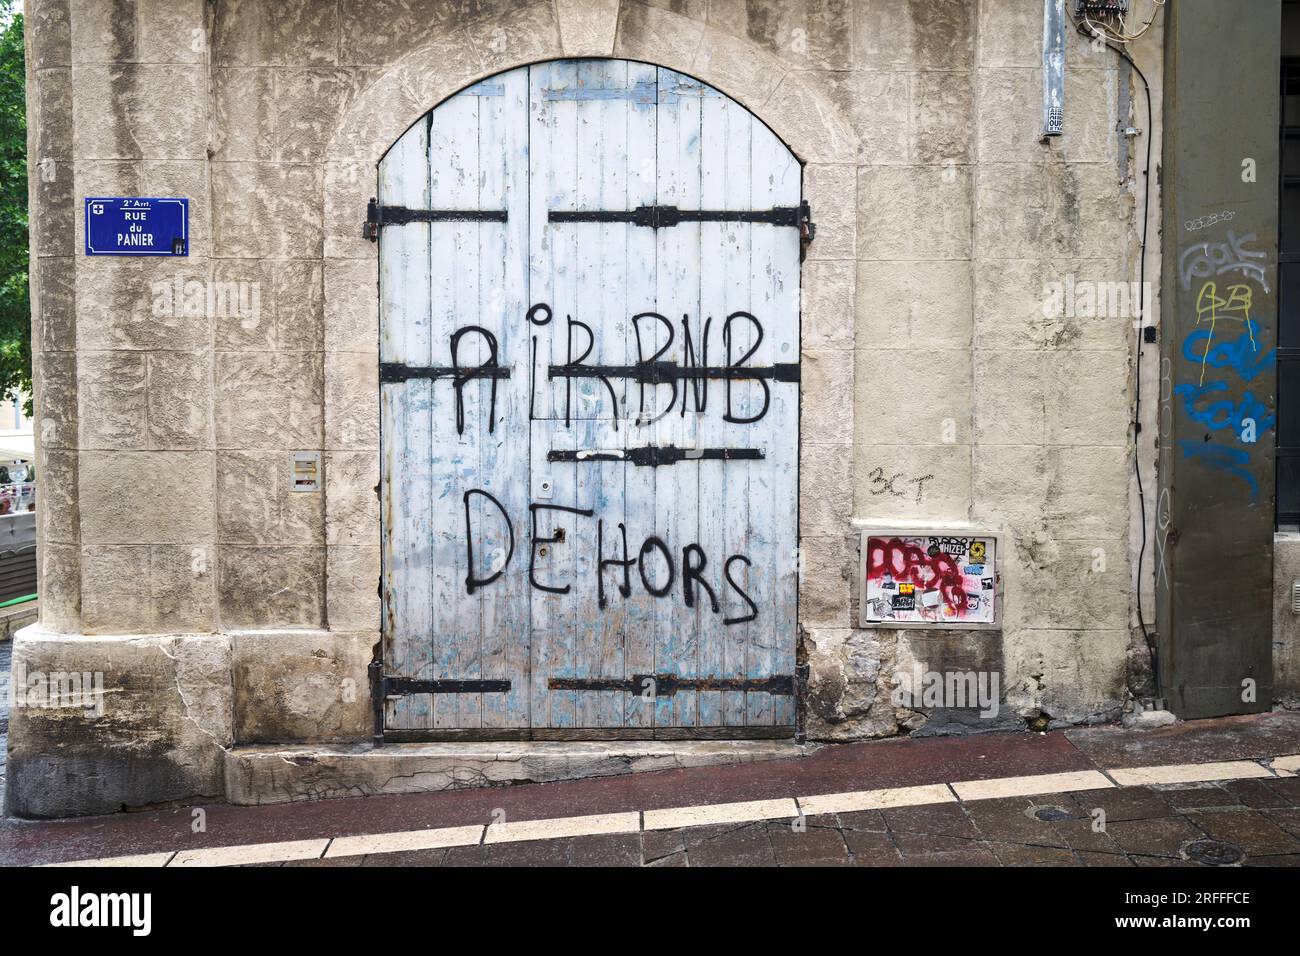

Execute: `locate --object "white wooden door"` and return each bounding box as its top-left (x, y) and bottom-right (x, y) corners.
top-left (378, 60), bottom-right (801, 738)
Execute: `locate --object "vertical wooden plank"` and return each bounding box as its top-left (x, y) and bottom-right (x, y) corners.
top-left (573, 60), bottom-right (628, 728)
top-left (568, 60), bottom-right (603, 730)
top-left (529, 60), bottom-right (575, 728)
top-left (591, 60), bottom-right (625, 729)
top-left (697, 86), bottom-right (744, 728)
top-left (762, 133), bottom-right (801, 728)
top-left (743, 120), bottom-right (801, 726)
top-left (718, 101), bottom-right (755, 728)
top-left (476, 70), bottom-right (532, 730)
top-left (427, 85), bottom-right (482, 730)
top-left (653, 68), bottom-right (703, 729)
top-left (379, 117), bottom-right (432, 732)
top-left (743, 119), bottom-right (775, 727)
top-left (555, 59), bottom-right (581, 730)
top-left (526, 62), bottom-right (551, 729)
top-left (620, 62), bottom-right (660, 730)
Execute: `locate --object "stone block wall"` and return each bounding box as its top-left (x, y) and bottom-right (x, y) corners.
top-left (11, 0), bottom-right (1168, 815)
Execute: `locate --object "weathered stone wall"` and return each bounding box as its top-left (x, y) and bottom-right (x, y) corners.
top-left (795, 1), bottom-right (1156, 739)
top-left (11, 0), bottom-right (1167, 816)
top-left (1273, 535), bottom-right (1300, 710)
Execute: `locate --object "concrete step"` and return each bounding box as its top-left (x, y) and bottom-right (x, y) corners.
top-left (225, 739), bottom-right (810, 806)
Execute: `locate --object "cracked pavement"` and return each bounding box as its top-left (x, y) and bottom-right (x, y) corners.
top-left (269, 775), bottom-right (1300, 867)
top-left (4, 707), bottom-right (1300, 867)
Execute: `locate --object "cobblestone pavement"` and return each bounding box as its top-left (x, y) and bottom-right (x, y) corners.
top-left (271, 776), bottom-right (1300, 867)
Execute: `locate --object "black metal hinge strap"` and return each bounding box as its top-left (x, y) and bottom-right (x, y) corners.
top-left (380, 362), bottom-right (512, 384)
top-left (364, 197), bottom-right (508, 240)
top-left (798, 199), bottom-right (815, 248)
top-left (548, 674), bottom-right (795, 697)
top-left (549, 202), bottom-right (809, 230)
top-left (384, 677), bottom-right (511, 696)
top-left (547, 446), bottom-right (764, 468)
top-left (549, 361), bottom-right (799, 384)
top-left (369, 660), bottom-right (385, 747)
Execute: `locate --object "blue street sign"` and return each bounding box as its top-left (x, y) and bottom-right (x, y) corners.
top-left (84, 197), bottom-right (189, 256)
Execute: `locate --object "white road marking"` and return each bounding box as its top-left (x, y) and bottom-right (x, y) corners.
top-left (169, 838), bottom-right (330, 867)
top-left (951, 770), bottom-right (1114, 801)
top-left (1272, 754), bottom-right (1300, 777)
top-left (28, 753), bottom-right (1296, 867)
top-left (326, 824), bottom-right (485, 858)
top-left (1107, 760), bottom-right (1273, 787)
top-left (42, 851), bottom-right (175, 868)
top-left (483, 812), bottom-right (641, 844)
top-left (796, 783), bottom-right (954, 816)
top-left (643, 798), bottom-right (799, 831)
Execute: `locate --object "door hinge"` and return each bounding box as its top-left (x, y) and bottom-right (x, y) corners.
top-left (547, 446), bottom-right (765, 468)
top-left (363, 197), bottom-right (380, 241)
top-left (549, 202), bottom-right (810, 230)
top-left (369, 659), bottom-right (385, 747)
top-left (364, 197), bottom-right (509, 240)
top-left (798, 199), bottom-right (815, 256)
top-left (548, 674), bottom-right (795, 696)
top-left (794, 661), bottom-right (810, 745)
top-left (379, 362), bottom-right (512, 384)
top-left (549, 361), bottom-right (800, 385)
top-left (384, 676), bottom-right (512, 696)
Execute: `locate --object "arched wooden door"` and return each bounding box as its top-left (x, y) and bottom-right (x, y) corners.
top-left (377, 60), bottom-right (802, 739)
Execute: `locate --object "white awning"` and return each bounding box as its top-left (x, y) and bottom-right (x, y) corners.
top-left (0, 432), bottom-right (34, 461)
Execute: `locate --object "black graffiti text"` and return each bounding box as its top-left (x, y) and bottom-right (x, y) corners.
top-left (463, 490), bottom-right (759, 625)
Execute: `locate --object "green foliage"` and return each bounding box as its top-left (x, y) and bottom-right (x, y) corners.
top-left (0, 10), bottom-right (28, 409)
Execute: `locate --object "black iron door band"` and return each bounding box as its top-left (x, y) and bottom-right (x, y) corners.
top-left (548, 202), bottom-right (807, 230)
top-left (385, 677), bottom-right (511, 696)
top-left (549, 361), bottom-right (799, 384)
top-left (548, 674), bottom-right (794, 696)
top-left (547, 446), bottom-right (764, 467)
top-left (380, 362), bottom-right (512, 383)
top-left (364, 198), bottom-right (508, 240)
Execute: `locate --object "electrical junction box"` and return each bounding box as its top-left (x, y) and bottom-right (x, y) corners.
top-left (859, 530), bottom-right (1002, 630)
top-left (290, 451), bottom-right (321, 492)
top-left (1074, 1), bottom-right (1129, 15)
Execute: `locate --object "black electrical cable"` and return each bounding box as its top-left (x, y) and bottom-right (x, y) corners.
top-left (1073, 20), bottom-right (1159, 693)
top-left (1115, 47), bottom-right (1158, 694)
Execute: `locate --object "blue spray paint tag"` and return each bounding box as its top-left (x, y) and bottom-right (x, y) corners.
top-left (84, 197), bottom-right (189, 256)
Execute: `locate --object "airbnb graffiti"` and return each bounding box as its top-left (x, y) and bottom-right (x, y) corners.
top-left (860, 533), bottom-right (998, 627)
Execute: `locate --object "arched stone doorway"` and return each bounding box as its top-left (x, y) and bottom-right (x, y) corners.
top-left (375, 59), bottom-right (803, 739)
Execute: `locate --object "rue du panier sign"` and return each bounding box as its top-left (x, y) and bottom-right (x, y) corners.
top-left (84, 197), bottom-right (189, 256)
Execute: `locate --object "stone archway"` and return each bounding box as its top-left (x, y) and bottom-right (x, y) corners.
top-left (318, 3), bottom-right (860, 658)
top-left (374, 58), bottom-right (805, 738)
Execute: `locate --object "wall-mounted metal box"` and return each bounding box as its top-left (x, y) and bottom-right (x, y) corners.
top-left (290, 451), bottom-right (321, 492)
top-left (1074, 1), bottom-right (1128, 15)
top-left (858, 530), bottom-right (1002, 630)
